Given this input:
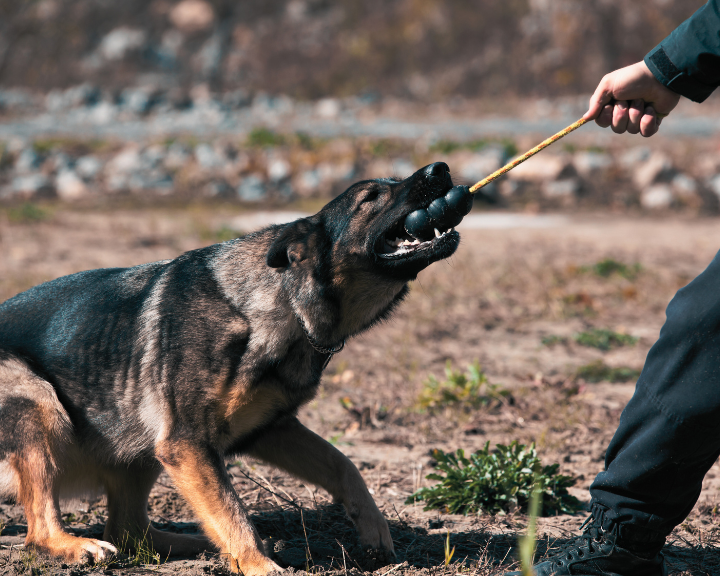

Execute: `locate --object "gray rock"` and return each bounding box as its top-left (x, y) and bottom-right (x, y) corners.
top-left (391, 159), bottom-right (415, 178)
top-left (237, 175), bottom-right (266, 201)
top-left (120, 88), bottom-right (153, 115)
top-left (106, 148), bottom-right (142, 175)
top-left (56, 170), bottom-right (88, 200)
top-left (197, 33), bottom-right (223, 77)
top-left (128, 171), bottom-right (174, 194)
top-left (142, 145), bottom-right (166, 168)
top-left (295, 169), bottom-right (321, 195)
top-left (267, 157), bottom-right (291, 182)
top-left (573, 151), bottom-right (613, 176)
top-left (223, 90), bottom-right (252, 109)
top-left (633, 153), bottom-right (673, 189)
top-left (76, 156), bottom-right (103, 180)
top-left (543, 178), bottom-right (580, 198)
top-left (671, 173), bottom-right (698, 198)
top-left (15, 148), bottom-right (41, 174)
top-left (641, 184), bottom-right (673, 210)
top-left (165, 143), bottom-right (190, 170)
top-left (317, 161), bottom-right (355, 184)
top-left (707, 174), bottom-right (720, 200)
top-left (195, 143), bottom-right (225, 169)
top-left (619, 147), bottom-right (651, 169)
top-left (98, 27), bottom-right (147, 61)
top-left (50, 153), bottom-right (72, 173)
top-left (315, 98), bottom-right (341, 119)
top-left (457, 148), bottom-right (504, 181)
top-left (12, 174), bottom-right (54, 196)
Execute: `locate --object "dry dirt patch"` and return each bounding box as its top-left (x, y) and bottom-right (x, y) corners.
top-left (2, 208), bottom-right (720, 575)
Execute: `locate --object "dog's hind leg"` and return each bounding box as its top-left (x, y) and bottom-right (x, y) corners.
top-left (155, 439), bottom-right (281, 576)
top-left (247, 417), bottom-right (395, 556)
top-left (103, 467), bottom-right (213, 557)
top-left (0, 360), bottom-right (117, 564)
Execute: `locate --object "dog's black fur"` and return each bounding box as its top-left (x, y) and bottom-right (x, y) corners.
top-left (0, 162), bottom-right (459, 573)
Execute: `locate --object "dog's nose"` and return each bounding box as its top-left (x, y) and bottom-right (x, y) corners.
top-left (424, 162), bottom-right (449, 177)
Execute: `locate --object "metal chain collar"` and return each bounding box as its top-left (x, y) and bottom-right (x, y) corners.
top-left (294, 313), bottom-right (345, 356)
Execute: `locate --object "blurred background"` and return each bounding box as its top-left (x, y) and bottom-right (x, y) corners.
top-left (0, 0), bottom-right (718, 213)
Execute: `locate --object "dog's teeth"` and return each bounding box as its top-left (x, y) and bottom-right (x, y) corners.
top-left (412, 239), bottom-right (420, 245)
top-left (434, 228), bottom-right (441, 238)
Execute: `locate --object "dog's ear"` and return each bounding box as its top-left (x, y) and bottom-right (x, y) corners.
top-left (267, 219), bottom-right (314, 269)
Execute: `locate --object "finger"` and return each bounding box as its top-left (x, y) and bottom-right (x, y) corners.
top-left (627, 99), bottom-right (643, 134)
top-left (640, 106), bottom-right (659, 137)
top-left (611, 101), bottom-right (630, 133)
top-left (585, 79), bottom-right (613, 120)
top-left (596, 104), bottom-right (613, 128)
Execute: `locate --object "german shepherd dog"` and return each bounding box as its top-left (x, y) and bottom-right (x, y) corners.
top-left (0, 162), bottom-right (461, 574)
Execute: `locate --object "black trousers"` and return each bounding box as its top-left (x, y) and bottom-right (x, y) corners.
top-left (590, 250), bottom-right (720, 547)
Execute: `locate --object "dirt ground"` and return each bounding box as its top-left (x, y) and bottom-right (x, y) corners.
top-left (2, 205), bottom-right (720, 575)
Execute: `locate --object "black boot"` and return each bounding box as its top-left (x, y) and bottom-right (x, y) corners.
top-left (504, 517), bottom-right (667, 576)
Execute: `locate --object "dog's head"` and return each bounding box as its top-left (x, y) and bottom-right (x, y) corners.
top-left (264, 162), bottom-right (465, 343)
top-left (267, 162), bottom-right (461, 280)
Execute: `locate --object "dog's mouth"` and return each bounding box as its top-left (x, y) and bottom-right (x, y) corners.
top-left (375, 218), bottom-right (457, 259)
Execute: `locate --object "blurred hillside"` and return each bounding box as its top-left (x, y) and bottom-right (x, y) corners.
top-left (0, 0), bottom-right (702, 99)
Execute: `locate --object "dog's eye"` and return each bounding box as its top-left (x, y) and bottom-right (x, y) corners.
top-left (360, 189), bottom-right (381, 205)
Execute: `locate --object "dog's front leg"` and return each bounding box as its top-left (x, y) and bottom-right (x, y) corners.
top-left (247, 417), bottom-right (394, 556)
top-left (156, 439), bottom-right (281, 576)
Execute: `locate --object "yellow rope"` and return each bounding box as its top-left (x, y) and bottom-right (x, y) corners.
top-left (469, 117), bottom-right (590, 194)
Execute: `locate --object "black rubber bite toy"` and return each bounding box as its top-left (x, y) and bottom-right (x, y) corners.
top-left (403, 209), bottom-right (434, 241)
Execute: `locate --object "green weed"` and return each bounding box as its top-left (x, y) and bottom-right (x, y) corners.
top-left (407, 441), bottom-right (580, 516)
top-left (575, 360), bottom-right (640, 383)
top-left (519, 480), bottom-right (542, 575)
top-left (247, 127), bottom-right (285, 148)
top-left (115, 528), bottom-right (165, 568)
top-left (295, 131), bottom-right (325, 150)
top-left (7, 203), bottom-right (50, 224)
top-left (541, 335), bottom-right (568, 347)
top-left (416, 361), bottom-right (510, 412)
top-left (574, 329), bottom-right (638, 351)
top-left (20, 547), bottom-right (51, 574)
top-left (444, 530), bottom-right (456, 566)
top-left (581, 258), bottom-right (641, 279)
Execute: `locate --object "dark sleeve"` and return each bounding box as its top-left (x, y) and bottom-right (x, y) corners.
top-left (644, 0), bottom-right (720, 103)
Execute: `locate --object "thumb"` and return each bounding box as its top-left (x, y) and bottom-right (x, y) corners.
top-left (585, 81), bottom-right (613, 120)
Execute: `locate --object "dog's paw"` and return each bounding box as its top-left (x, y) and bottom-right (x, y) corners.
top-left (76, 538), bottom-right (118, 564)
top-left (229, 554), bottom-right (283, 575)
top-left (28, 535), bottom-right (118, 565)
top-left (360, 546), bottom-right (397, 571)
top-left (355, 510), bottom-right (395, 555)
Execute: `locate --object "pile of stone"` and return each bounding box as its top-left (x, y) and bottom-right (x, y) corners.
top-left (1, 134), bottom-right (719, 212)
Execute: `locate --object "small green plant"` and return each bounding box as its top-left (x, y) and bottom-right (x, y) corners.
top-left (519, 480), bottom-right (542, 575)
top-left (7, 203), bottom-right (50, 224)
top-left (575, 360), bottom-right (640, 383)
top-left (541, 335), bottom-right (568, 347)
top-left (582, 258), bottom-right (642, 279)
top-left (444, 530), bottom-right (455, 566)
top-left (574, 329), bottom-right (638, 351)
top-left (416, 361), bottom-right (510, 412)
top-left (407, 441), bottom-right (580, 516)
top-left (115, 528), bottom-right (165, 568)
top-left (247, 127), bottom-right (285, 148)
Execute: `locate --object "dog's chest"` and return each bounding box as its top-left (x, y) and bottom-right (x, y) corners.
top-left (219, 344), bottom-right (325, 448)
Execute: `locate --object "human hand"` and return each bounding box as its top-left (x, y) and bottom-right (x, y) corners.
top-left (584, 61), bottom-right (681, 137)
